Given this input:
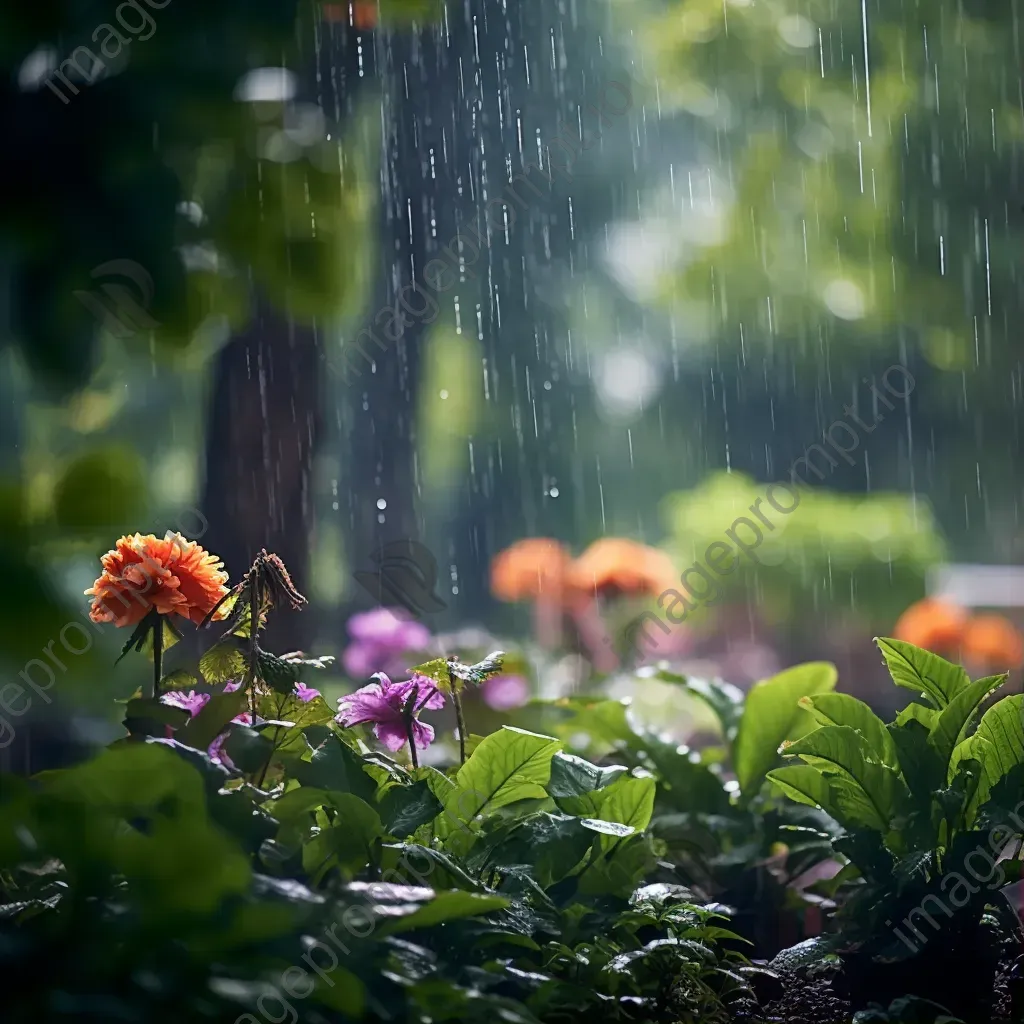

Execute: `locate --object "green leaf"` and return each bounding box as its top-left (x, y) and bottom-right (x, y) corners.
top-left (223, 727), bottom-right (275, 774)
top-left (257, 693), bottom-right (335, 730)
top-left (378, 780), bottom-right (443, 839)
top-left (951, 693), bottom-right (1024, 789)
top-left (889, 719), bottom-right (945, 804)
top-left (476, 812), bottom-right (594, 886)
top-left (733, 662), bottom-right (837, 797)
top-left (178, 691), bottom-right (249, 749)
top-left (559, 773), bottom-right (655, 853)
top-left (302, 795), bottom-right (382, 881)
top-left (124, 698), bottom-right (190, 730)
top-left (579, 818), bottom-right (636, 838)
top-left (290, 733), bottom-right (379, 804)
top-left (267, 786), bottom-right (335, 822)
top-left (259, 650), bottom-right (336, 695)
top-left (380, 842), bottom-right (487, 891)
top-left (876, 638), bottom-right (969, 710)
top-left (801, 693), bottom-right (898, 770)
top-left (445, 726), bottom-right (561, 822)
top-left (449, 651), bottom-right (506, 686)
top-left (895, 702), bottom-right (939, 729)
top-left (768, 765), bottom-right (842, 815)
top-left (782, 726), bottom-right (910, 833)
top-left (374, 889), bottom-right (508, 936)
top-left (929, 674), bottom-right (1008, 774)
top-left (409, 657), bottom-right (452, 693)
top-left (199, 639), bottom-right (245, 684)
top-left (646, 667), bottom-right (745, 742)
top-left (546, 752), bottom-right (628, 800)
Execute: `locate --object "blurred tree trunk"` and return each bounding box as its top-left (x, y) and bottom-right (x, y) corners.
top-left (200, 303), bottom-right (321, 652)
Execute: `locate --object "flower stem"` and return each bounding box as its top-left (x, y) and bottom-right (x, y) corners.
top-left (248, 573), bottom-right (261, 716)
top-left (151, 615), bottom-right (163, 700)
top-left (452, 687), bottom-right (468, 765)
top-left (403, 683), bottom-right (420, 770)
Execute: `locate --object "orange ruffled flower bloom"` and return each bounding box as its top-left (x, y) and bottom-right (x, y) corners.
top-left (86, 533), bottom-right (230, 628)
top-left (491, 538), bottom-right (573, 603)
top-left (567, 538), bottom-right (676, 599)
top-left (961, 614), bottom-right (1024, 670)
top-left (892, 598), bottom-right (967, 655)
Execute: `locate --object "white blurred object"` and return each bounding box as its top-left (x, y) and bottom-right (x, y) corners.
top-left (927, 564), bottom-right (1024, 609)
top-left (595, 348), bottom-right (660, 421)
top-left (235, 67), bottom-right (297, 103)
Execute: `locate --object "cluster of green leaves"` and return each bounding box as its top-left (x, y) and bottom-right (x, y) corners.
top-left (0, 705), bottom-right (762, 1022)
top-left (523, 661), bottom-right (843, 954)
top-left (766, 638), bottom-right (1024, 995)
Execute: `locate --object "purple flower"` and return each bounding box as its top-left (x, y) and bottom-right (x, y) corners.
top-left (343, 608), bottom-right (431, 679)
top-left (480, 674), bottom-right (530, 711)
top-left (206, 711), bottom-right (261, 770)
top-left (208, 733), bottom-right (234, 769)
top-left (161, 690), bottom-right (211, 717)
top-left (223, 680), bottom-right (243, 693)
top-left (294, 682), bottom-right (321, 702)
top-left (335, 672), bottom-right (444, 752)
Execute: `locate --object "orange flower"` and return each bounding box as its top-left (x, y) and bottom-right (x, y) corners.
top-left (961, 614), bottom-right (1024, 670)
top-left (86, 533), bottom-right (230, 628)
top-left (321, 3), bottom-right (377, 28)
top-left (892, 598), bottom-right (967, 655)
top-left (491, 538), bottom-right (572, 603)
top-left (567, 538), bottom-right (676, 599)
top-left (353, 2), bottom-right (378, 29)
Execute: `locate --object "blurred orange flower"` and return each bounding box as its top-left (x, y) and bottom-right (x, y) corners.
top-left (353, 2), bottom-right (378, 28)
top-left (491, 538), bottom-right (572, 603)
top-left (86, 533), bottom-right (230, 628)
top-left (961, 614), bottom-right (1024, 670)
top-left (321, 3), bottom-right (377, 28)
top-left (892, 598), bottom-right (967, 655)
top-left (567, 538), bottom-right (676, 599)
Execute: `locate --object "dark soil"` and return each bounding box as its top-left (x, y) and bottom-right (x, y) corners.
top-left (731, 952), bottom-right (1019, 1023)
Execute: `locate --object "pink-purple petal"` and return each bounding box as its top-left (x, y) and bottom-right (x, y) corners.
top-left (374, 719), bottom-right (412, 751)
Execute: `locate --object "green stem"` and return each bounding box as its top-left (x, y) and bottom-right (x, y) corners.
top-left (248, 574), bottom-right (261, 716)
top-left (452, 688), bottom-right (468, 765)
top-left (151, 615), bottom-right (163, 699)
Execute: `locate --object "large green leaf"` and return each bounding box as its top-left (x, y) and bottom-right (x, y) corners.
top-left (445, 726), bottom-right (561, 822)
top-left (644, 667), bottom-right (745, 742)
top-left (951, 694), bottom-right (1024, 789)
top-left (783, 726), bottom-right (910, 832)
top-left (546, 752), bottom-right (628, 800)
top-left (301, 795), bottom-right (382, 881)
top-left (876, 638), bottom-right (969, 709)
top-left (801, 693), bottom-right (899, 770)
top-left (478, 812), bottom-right (594, 887)
top-left (290, 734), bottom-right (378, 804)
top-left (929, 674), bottom-right (1008, 774)
top-left (767, 765), bottom-right (841, 814)
top-left (378, 780), bottom-right (443, 839)
top-left (374, 889), bottom-right (508, 935)
top-left (733, 662), bottom-right (837, 797)
top-left (557, 772), bottom-right (655, 852)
